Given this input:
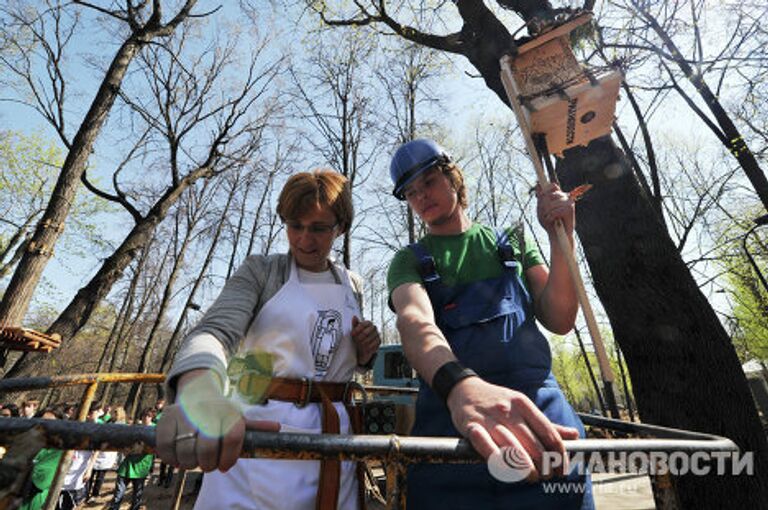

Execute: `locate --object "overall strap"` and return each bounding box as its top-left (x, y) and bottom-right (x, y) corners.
top-left (495, 226), bottom-right (533, 305)
top-left (408, 242), bottom-right (441, 284)
top-left (495, 227), bottom-right (520, 270)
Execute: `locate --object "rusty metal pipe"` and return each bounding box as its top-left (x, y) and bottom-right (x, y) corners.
top-left (363, 386), bottom-right (418, 396)
top-left (0, 418), bottom-right (738, 462)
top-left (0, 373), bottom-right (165, 393)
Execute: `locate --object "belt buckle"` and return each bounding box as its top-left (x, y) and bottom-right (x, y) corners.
top-left (295, 377), bottom-right (313, 408)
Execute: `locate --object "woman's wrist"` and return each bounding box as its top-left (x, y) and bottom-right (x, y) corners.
top-left (176, 369), bottom-right (223, 400)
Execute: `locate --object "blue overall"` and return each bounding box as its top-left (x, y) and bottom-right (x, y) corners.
top-left (407, 229), bottom-right (594, 510)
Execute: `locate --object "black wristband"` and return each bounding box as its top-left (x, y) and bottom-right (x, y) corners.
top-left (432, 361), bottom-right (477, 403)
top-left (358, 352), bottom-right (377, 371)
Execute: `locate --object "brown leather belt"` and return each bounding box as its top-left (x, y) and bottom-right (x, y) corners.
top-left (236, 374), bottom-right (353, 405)
top-left (236, 374), bottom-right (364, 510)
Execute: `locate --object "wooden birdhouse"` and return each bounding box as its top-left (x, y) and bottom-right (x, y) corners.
top-left (0, 326), bottom-right (62, 353)
top-left (500, 12), bottom-right (622, 156)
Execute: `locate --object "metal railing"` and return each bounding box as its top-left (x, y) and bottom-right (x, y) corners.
top-left (0, 375), bottom-right (741, 510)
top-left (0, 415), bottom-right (740, 509)
top-left (0, 373), bottom-right (165, 510)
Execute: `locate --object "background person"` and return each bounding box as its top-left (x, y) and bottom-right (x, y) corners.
top-left (87, 407), bottom-right (126, 501)
top-left (152, 398), bottom-right (174, 488)
top-left (386, 139), bottom-right (594, 509)
top-left (19, 409), bottom-right (63, 510)
top-left (0, 403), bottom-right (19, 417)
top-left (109, 408), bottom-right (154, 510)
top-left (20, 400), bottom-right (39, 418)
top-left (59, 449), bottom-right (94, 510)
top-left (157, 169), bottom-right (380, 510)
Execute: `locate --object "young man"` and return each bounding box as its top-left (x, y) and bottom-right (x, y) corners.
top-left (20, 400), bottom-right (39, 418)
top-left (386, 139), bottom-right (593, 509)
top-left (110, 409), bottom-right (155, 510)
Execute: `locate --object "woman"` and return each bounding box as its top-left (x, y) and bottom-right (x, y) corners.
top-left (157, 169), bottom-right (380, 510)
top-left (19, 409), bottom-right (63, 510)
top-left (88, 407), bottom-right (126, 500)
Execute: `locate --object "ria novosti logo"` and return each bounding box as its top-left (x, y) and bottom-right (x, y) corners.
top-left (488, 447), bottom-right (754, 482)
top-left (487, 444), bottom-right (533, 482)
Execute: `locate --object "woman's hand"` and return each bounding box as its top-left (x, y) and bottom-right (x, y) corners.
top-left (156, 369), bottom-right (279, 473)
top-left (351, 316), bottom-right (381, 366)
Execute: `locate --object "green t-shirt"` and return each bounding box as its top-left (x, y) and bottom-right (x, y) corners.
top-left (117, 422), bottom-right (155, 479)
top-left (387, 223), bottom-right (543, 299)
top-left (30, 448), bottom-right (63, 491)
top-left (117, 453), bottom-right (154, 479)
top-left (19, 448), bottom-right (63, 510)
top-left (19, 489), bottom-right (47, 510)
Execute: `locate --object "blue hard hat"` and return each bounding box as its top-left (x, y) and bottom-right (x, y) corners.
top-left (389, 139), bottom-right (451, 200)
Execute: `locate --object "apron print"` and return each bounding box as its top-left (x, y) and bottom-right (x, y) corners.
top-left (311, 309), bottom-right (342, 377)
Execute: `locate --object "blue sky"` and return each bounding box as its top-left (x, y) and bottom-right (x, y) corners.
top-left (1, 0), bottom-right (752, 332)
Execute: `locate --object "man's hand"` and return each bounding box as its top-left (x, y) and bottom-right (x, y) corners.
top-left (351, 316), bottom-right (381, 366)
top-left (446, 376), bottom-right (579, 480)
top-left (536, 183), bottom-right (575, 236)
top-left (156, 370), bottom-right (279, 473)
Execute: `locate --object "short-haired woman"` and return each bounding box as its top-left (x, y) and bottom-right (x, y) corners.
top-left (157, 169), bottom-right (380, 510)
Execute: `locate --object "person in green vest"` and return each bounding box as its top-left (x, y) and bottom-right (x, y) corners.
top-left (19, 409), bottom-right (63, 510)
top-left (88, 407), bottom-right (126, 501)
top-left (109, 408), bottom-right (155, 510)
top-left (100, 404), bottom-right (112, 424)
top-left (152, 398), bottom-right (174, 488)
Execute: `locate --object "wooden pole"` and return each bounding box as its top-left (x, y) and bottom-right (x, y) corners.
top-left (499, 55), bottom-right (621, 419)
top-left (42, 381), bottom-right (99, 510)
top-left (172, 469), bottom-right (188, 510)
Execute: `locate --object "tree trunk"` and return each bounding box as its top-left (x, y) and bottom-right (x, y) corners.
top-left (158, 184), bottom-right (236, 375)
top-left (245, 171), bottom-right (275, 256)
top-left (557, 137), bottom-right (768, 508)
top-left (0, 38), bottom-right (143, 328)
top-left (0, 216), bottom-right (35, 278)
top-left (226, 176), bottom-right (248, 279)
top-left (5, 171), bottom-right (210, 378)
top-left (449, 2), bottom-right (768, 505)
top-left (0, 0), bottom-right (199, 329)
top-left (95, 287), bottom-right (134, 406)
top-left (635, 2), bottom-right (768, 211)
top-left (125, 216), bottom-right (194, 416)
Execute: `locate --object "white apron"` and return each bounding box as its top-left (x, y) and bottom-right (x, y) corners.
top-left (194, 257), bottom-right (361, 510)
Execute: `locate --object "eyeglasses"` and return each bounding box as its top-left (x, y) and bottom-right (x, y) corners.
top-left (285, 221), bottom-right (338, 235)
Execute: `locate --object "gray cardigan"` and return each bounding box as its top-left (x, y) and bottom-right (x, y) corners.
top-left (166, 253), bottom-right (363, 401)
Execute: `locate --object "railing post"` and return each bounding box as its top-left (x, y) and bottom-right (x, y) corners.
top-left (385, 459), bottom-right (407, 510)
top-left (42, 381), bottom-right (98, 510)
top-left (650, 471), bottom-right (681, 510)
top-left (172, 469), bottom-right (188, 510)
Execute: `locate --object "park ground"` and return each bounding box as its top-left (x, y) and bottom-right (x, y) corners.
top-left (83, 460), bottom-right (655, 509)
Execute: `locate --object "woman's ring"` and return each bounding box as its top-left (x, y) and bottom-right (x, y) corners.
top-left (175, 431), bottom-right (197, 442)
